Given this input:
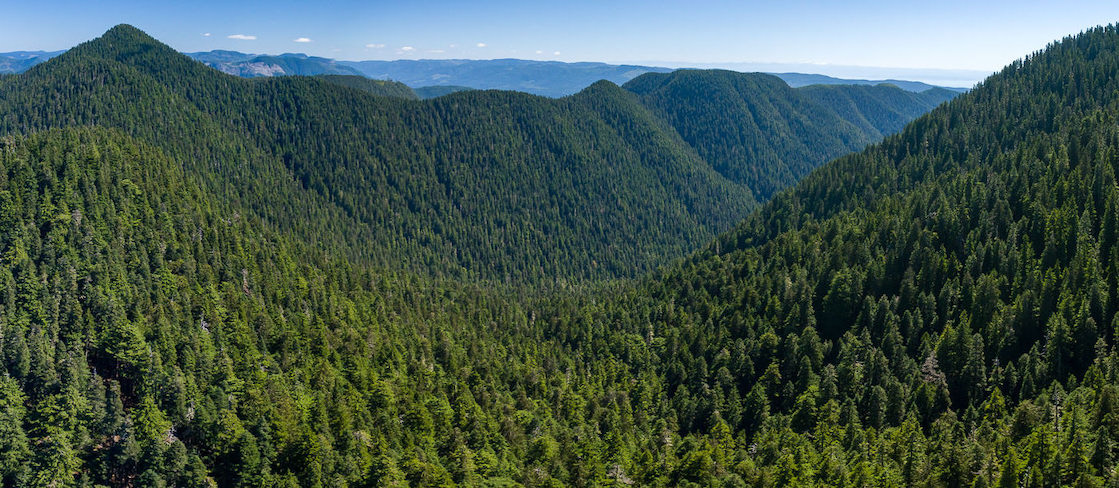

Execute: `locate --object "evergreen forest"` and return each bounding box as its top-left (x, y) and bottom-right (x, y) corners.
top-left (7, 20), bottom-right (1119, 488)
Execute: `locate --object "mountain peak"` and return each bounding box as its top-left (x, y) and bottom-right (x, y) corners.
top-left (103, 23), bottom-right (146, 37)
top-left (579, 79), bottom-right (623, 94)
top-left (569, 79), bottom-right (639, 105)
top-left (64, 24), bottom-right (177, 59)
top-left (90, 24), bottom-right (165, 50)
top-left (44, 23), bottom-right (218, 81)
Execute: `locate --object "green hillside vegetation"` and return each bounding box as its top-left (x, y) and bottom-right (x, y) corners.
top-left (774, 72), bottom-right (968, 92)
top-left (315, 75), bottom-right (419, 99)
top-left (539, 24), bottom-right (1119, 485)
top-left (0, 23), bottom-right (996, 487)
top-left (799, 84), bottom-right (959, 139)
top-left (414, 85), bottom-right (476, 99)
top-left (0, 25), bottom-right (755, 285)
top-left (624, 70), bottom-right (956, 201)
top-left (0, 127), bottom-right (618, 486)
top-left (0, 26), bottom-right (952, 286)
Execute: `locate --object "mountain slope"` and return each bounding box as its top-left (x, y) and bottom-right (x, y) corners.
top-left (625, 70), bottom-right (959, 201)
top-left (799, 83), bottom-right (959, 138)
top-left (0, 126), bottom-right (621, 487)
top-left (0, 26), bottom-right (956, 284)
top-left (774, 71), bottom-right (969, 92)
top-left (0, 25), bottom-right (377, 282)
top-left (337, 58), bottom-right (968, 97)
top-left (3, 21), bottom-right (1119, 488)
top-left (540, 23), bottom-right (1119, 485)
top-left (0, 25), bottom-right (755, 284)
top-left (413, 84), bottom-right (474, 99)
top-left (314, 74), bottom-right (418, 99)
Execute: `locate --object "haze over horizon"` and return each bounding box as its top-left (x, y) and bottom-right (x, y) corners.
top-left (2, 1), bottom-right (1115, 87)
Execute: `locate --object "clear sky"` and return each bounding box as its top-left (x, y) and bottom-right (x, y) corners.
top-left (2, 0), bottom-right (1116, 85)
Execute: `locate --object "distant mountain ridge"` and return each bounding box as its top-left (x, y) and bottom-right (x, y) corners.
top-left (0, 50), bottom-right (63, 73)
top-left (550, 22), bottom-right (1119, 486)
top-left (0, 26), bottom-right (758, 283)
top-left (185, 50), bottom-right (363, 77)
top-left (180, 50), bottom-right (967, 97)
top-left (624, 70), bottom-right (958, 200)
top-left (339, 58), bottom-right (674, 97)
top-left (0, 24), bottom-right (1020, 486)
top-left (334, 57), bottom-right (970, 97)
top-left (772, 72), bottom-right (969, 92)
top-left (3, 48), bottom-right (967, 97)
top-left (0, 25), bottom-right (959, 285)
top-left (313, 74), bottom-right (419, 99)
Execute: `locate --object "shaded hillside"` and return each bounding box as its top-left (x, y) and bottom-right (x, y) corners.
top-left (799, 83), bottom-right (959, 138)
top-left (542, 23), bottom-right (1119, 486)
top-left (314, 74), bottom-right (418, 99)
top-left (3, 20), bottom-right (1119, 488)
top-left (0, 127), bottom-right (603, 486)
top-left (0, 25), bottom-right (754, 284)
top-left (174, 52), bottom-right (970, 97)
top-left (414, 85), bottom-right (474, 99)
top-left (625, 70), bottom-right (958, 201)
top-left (0, 26), bottom-right (955, 284)
top-left (774, 71), bottom-right (969, 92)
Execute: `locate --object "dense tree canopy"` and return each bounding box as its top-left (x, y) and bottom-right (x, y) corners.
top-left (624, 70), bottom-right (956, 201)
top-left (314, 75), bottom-right (419, 100)
top-left (0, 21), bottom-right (1023, 487)
top-left (0, 25), bottom-right (948, 286)
top-left (0, 26), bottom-right (756, 285)
top-left (544, 23), bottom-right (1119, 486)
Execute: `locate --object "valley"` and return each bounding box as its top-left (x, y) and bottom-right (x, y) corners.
top-left (0, 15), bottom-right (1112, 488)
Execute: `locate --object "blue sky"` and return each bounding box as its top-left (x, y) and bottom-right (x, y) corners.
top-left (2, 0), bottom-right (1116, 85)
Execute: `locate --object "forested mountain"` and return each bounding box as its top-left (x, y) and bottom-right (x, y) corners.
top-left (0, 126), bottom-right (594, 486)
top-left (414, 85), bottom-right (475, 99)
top-left (0, 21), bottom-right (1043, 487)
top-left (0, 25), bottom-right (760, 284)
top-left (533, 23), bottom-right (1119, 485)
top-left (314, 75), bottom-right (419, 99)
top-left (186, 51), bottom-right (364, 77)
top-left (11, 49), bottom-right (968, 97)
top-left (799, 84), bottom-right (960, 139)
top-left (624, 70), bottom-right (957, 201)
top-left (333, 58), bottom-right (965, 98)
top-left (0, 26), bottom-right (954, 286)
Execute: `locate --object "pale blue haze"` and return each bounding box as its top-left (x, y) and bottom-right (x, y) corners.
top-left (1, 0), bottom-right (1115, 85)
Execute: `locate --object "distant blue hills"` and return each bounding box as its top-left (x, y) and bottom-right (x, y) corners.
top-left (770, 72), bottom-right (967, 93)
top-left (336, 58), bottom-right (675, 98)
top-left (0, 50), bottom-right (64, 73)
top-left (184, 50), bottom-right (365, 77)
top-left (0, 48), bottom-right (967, 97)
